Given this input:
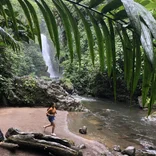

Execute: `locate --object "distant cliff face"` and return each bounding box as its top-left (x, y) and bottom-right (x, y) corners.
top-left (5, 76), bottom-right (83, 111)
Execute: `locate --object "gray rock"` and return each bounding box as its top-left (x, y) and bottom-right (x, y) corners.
top-left (122, 146), bottom-right (135, 156)
top-left (7, 76), bottom-right (85, 111)
top-left (113, 145), bottom-right (121, 152)
top-left (79, 144), bottom-right (86, 149)
top-left (79, 126), bottom-right (87, 134)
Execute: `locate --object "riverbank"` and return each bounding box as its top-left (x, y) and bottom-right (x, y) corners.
top-left (0, 107), bottom-right (111, 156)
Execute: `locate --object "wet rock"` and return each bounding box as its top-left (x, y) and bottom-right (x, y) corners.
top-left (79, 144), bottom-right (86, 149)
top-left (113, 145), bottom-right (121, 152)
top-left (7, 76), bottom-right (84, 111)
top-left (144, 150), bottom-right (156, 156)
top-left (136, 149), bottom-right (156, 156)
top-left (139, 140), bottom-right (156, 150)
top-left (122, 146), bottom-right (135, 156)
top-left (79, 126), bottom-right (87, 134)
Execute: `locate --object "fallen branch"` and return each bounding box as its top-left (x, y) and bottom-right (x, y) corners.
top-left (4, 128), bottom-right (82, 156)
top-left (0, 142), bottom-right (19, 150)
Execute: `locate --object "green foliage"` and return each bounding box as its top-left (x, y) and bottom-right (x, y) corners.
top-left (60, 77), bottom-right (73, 94)
top-left (9, 76), bottom-right (38, 105)
top-left (17, 41), bottom-right (47, 77)
top-left (0, 0), bottom-right (156, 113)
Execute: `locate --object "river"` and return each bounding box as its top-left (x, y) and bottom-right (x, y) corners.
top-left (68, 96), bottom-right (156, 151)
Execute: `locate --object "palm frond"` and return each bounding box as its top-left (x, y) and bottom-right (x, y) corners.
top-left (87, 11), bottom-right (105, 71)
top-left (100, 19), bottom-right (112, 76)
top-left (0, 2), bottom-right (8, 27)
top-left (5, 0), bottom-right (19, 37)
top-left (17, 0), bottom-right (35, 40)
top-left (74, 5), bottom-right (95, 65)
top-left (58, 0), bottom-right (81, 64)
top-left (89, 0), bottom-right (105, 8)
top-left (40, 0), bottom-right (60, 58)
top-left (132, 33), bottom-right (141, 94)
top-left (140, 22), bottom-right (154, 66)
top-left (142, 55), bottom-right (153, 107)
top-left (108, 19), bottom-right (116, 101)
top-left (0, 27), bottom-right (19, 51)
top-left (53, 0), bottom-right (74, 62)
top-left (1, 0), bottom-right (156, 114)
top-left (24, 0), bottom-right (42, 49)
top-left (101, 0), bottom-right (123, 13)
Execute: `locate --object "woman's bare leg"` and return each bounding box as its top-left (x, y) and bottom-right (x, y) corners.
top-left (51, 122), bottom-right (55, 133)
top-left (43, 123), bottom-right (52, 131)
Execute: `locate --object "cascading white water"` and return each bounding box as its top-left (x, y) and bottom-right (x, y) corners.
top-left (41, 34), bottom-right (59, 78)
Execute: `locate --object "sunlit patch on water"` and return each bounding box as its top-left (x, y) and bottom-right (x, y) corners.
top-left (72, 95), bottom-right (97, 102)
top-left (88, 119), bottom-right (101, 125)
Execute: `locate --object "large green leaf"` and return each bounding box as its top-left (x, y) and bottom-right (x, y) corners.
top-left (135, 2), bottom-right (156, 40)
top-left (17, 0), bottom-right (35, 40)
top-left (148, 74), bottom-right (156, 115)
top-left (5, 0), bottom-right (18, 37)
top-left (53, 0), bottom-right (73, 62)
top-left (114, 10), bottom-right (128, 20)
top-left (100, 19), bottom-right (112, 76)
top-left (89, 0), bottom-right (105, 8)
top-left (0, 26), bottom-right (18, 51)
top-left (74, 5), bottom-right (95, 65)
top-left (145, 1), bottom-right (156, 10)
top-left (35, 0), bottom-right (55, 48)
top-left (142, 55), bottom-right (153, 107)
top-left (132, 33), bottom-right (141, 94)
top-left (101, 0), bottom-right (123, 14)
top-left (121, 0), bottom-right (154, 66)
top-left (58, 0), bottom-right (81, 64)
top-left (122, 28), bottom-right (133, 88)
top-left (76, 0), bottom-right (83, 2)
top-left (108, 19), bottom-right (116, 100)
top-left (87, 11), bottom-right (105, 71)
top-left (24, 0), bottom-right (42, 49)
top-left (116, 26), bottom-right (133, 88)
top-left (40, 0), bottom-right (60, 59)
top-left (139, 0), bottom-right (151, 6)
top-left (140, 22), bottom-right (154, 66)
top-left (0, 2), bottom-right (7, 27)
top-left (121, 0), bottom-right (141, 34)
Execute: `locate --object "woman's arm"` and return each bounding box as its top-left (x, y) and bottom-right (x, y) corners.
top-left (46, 108), bottom-right (56, 116)
top-left (46, 108), bottom-right (52, 116)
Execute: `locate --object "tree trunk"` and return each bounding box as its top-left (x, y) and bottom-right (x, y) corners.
top-left (0, 142), bottom-right (19, 150)
top-left (5, 128), bottom-right (82, 156)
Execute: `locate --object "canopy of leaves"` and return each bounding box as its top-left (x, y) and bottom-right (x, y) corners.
top-left (0, 0), bottom-right (156, 114)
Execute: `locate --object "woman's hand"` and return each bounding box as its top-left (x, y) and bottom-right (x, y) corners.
top-left (47, 113), bottom-right (54, 116)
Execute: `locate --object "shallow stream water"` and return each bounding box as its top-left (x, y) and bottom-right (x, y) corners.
top-left (68, 96), bottom-right (156, 150)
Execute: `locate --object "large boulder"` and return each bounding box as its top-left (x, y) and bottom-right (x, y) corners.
top-left (6, 76), bottom-right (83, 111)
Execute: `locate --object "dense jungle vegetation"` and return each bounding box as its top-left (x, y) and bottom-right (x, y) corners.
top-left (0, 0), bottom-right (156, 114)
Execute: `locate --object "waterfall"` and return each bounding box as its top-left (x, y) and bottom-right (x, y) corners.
top-left (41, 34), bottom-right (60, 79)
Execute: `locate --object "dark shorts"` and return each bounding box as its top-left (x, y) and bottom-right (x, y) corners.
top-left (47, 115), bottom-right (55, 122)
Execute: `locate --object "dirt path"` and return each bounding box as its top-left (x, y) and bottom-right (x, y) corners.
top-left (0, 107), bottom-right (112, 156)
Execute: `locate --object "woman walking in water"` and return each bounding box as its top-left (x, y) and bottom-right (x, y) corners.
top-left (43, 102), bottom-right (57, 136)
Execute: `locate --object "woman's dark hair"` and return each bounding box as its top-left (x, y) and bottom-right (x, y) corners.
top-left (47, 102), bottom-right (55, 111)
